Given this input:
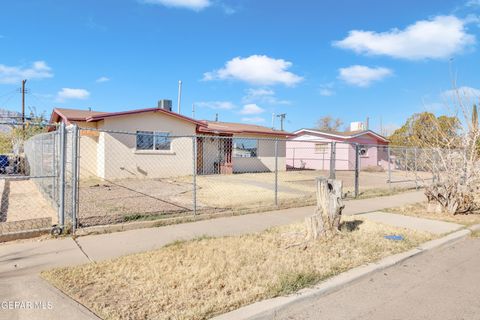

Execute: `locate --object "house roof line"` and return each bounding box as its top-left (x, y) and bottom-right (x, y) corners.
top-left (49, 107), bottom-right (293, 136)
top-left (197, 127), bottom-right (293, 137)
top-left (85, 107), bottom-right (207, 126)
top-left (293, 128), bottom-right (389, 142)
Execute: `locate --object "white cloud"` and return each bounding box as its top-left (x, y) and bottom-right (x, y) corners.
top-left (203, 55), bottom-right (303, 86)
top-left (319, 88), bottom-right (335, 96)
top-left (239, 104), bottom-right (265, 115)
top-left (443, 86), bottom-right (480, 98)
top-left (0, 60), bottom-right (53, 84)
top-left (140, 0), bottom-right (210, 11)
top-left (96, 76), bottom-right (110, 83)
top-left (333, 16), bottom-right (475, 60)
top-left (338, 65), bottom-right (392, 87)
top-left (196, 101), bottom-right (236, 110)
top-left (242, 88), bottom-right (290, 105)
top-left (241, 117), bottom-right (265, 123)
top-left (466, 0), bottom-right (480, 7)
top-left (319, 83), bottom-right (335, 96)
top-left (56, 88), bottom-right (90, 102)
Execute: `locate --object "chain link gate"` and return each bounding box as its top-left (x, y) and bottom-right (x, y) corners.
top-left (0, 122), bottom-right (80, 241)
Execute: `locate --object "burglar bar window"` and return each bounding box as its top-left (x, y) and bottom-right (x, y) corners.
top-left (136, 131), bottom-right (171, 151)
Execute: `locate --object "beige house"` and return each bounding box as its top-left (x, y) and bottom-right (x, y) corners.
top-left (50, 106), bottom-right (292, 180)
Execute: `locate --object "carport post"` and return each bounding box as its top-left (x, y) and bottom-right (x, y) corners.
top-left (354, 143), bottom-right (360, 198)
top-left (58, 122), bottom-right (66, 228)
top-left (274, 138), bottom-right (278, 206)
top-left (329, 142), bottom-right (336, 179)
top-left (192, 136), bottom-right (197, 215)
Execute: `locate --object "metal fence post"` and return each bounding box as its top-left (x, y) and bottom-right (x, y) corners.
top-left (192, 136), bottom-right (197, 215)
top-left (354, 143), bottom-right (360, 198)
top-left (387, 146), bottom-right (392, 189)
top-left (414, 148), bottom-right (418, 189)
top-left (329, 142), bottom-right (336, 179)
top-left (58, 122), bottom-right (66, 229)
top-left (52, 131), bottom-right (57, 203)
top-left (71, 125), bottom-right (79, 233)
top-left (274, 138), bottom-right (278, 206)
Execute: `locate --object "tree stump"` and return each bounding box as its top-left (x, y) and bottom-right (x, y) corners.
top-left (305, 178), bottom-right (345, 240)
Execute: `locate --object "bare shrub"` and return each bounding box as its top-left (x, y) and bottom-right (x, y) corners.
top-left (416, 88), bottom-right (480, 214)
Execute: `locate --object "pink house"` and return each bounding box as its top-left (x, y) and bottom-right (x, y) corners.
top-left (286, 128), bottom-right (389, 171)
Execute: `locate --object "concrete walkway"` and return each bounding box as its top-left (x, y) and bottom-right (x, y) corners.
top-left (277, 237), bottom-right (480, 320)
top-left (359, 211), bottom-right (463, 235)
top-left (0, 190), bottom-right (427, 320)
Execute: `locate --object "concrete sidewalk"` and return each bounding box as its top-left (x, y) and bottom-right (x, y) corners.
top-left (0, 190), bottom-right (426, 320)
top-left (1, 191), bottom-right (426, 275)
top-left (359, 211), bottom-right (463, 235)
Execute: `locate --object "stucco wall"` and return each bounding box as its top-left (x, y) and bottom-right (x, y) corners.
top-left (79, 136), bottom-right (98, 178)
top-left (233, 137), bottom-right (286, 173)
top-left (199, 137), bottom-right (221, 175)
top-left (97, 112), bottom-right (197, 179)
top-left (286, 136), bottom-right (329, 170)
top-left (287, 132), bottom-right (388, 171)
top-left (286, 135), bottom-right (353, 170)
top-left (349, 135), bottom-right (388, 169)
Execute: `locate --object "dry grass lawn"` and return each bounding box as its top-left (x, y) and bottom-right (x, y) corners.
top-left (42, 217), bottom-right (433, 320)
top-left (386, 202), bottom-right (480, 226)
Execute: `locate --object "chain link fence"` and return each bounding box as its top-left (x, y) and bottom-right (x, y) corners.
top-left (2, 124), bottom-right (440, 237)
top-left (0, 123), bottom-right (66, 240)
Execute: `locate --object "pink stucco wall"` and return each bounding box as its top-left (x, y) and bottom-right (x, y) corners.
top-left (286, 132), bottom-right (388, 171)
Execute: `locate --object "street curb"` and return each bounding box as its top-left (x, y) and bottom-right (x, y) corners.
top-left (213, 228), bottom-right (471, 320)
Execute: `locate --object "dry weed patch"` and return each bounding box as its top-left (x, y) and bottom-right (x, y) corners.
top-left (42, 218), bottom-right (432, 320)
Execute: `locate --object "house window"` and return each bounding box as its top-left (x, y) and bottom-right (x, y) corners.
top-left (233, 139), bottom-right (258, 158)
top-left (136, 131), bottom-right (171, 151)
top-left (314, 143), bottom-right (328, 154)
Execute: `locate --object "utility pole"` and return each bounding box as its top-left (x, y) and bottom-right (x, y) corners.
top-left (276, 113), bottom-right (286, 131)
top-left (192, 103), bottom-right (195, 119)
top-left (21, 79), bottom-right (27, 135)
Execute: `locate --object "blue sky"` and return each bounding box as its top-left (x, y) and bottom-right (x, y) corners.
top-left (1, 0), bottom-right (480, 133)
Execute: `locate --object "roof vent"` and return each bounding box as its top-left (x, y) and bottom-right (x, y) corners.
top-left (158, 99), bottom-right (172, 112)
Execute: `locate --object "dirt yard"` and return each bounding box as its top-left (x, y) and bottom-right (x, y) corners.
top-left (76, 170), bottom-right (429, 226)
top-left (42, 217), bottom-right (433, 320)
top-left (0, 178), bottom-right (57, 234)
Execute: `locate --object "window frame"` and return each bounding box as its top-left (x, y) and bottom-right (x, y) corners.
top-left (136, 130), bottom-right (172, 151)
top-left (232, 138), bottom-right (258, 158)
top-left (314, 142), bottom-right (328, 154)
